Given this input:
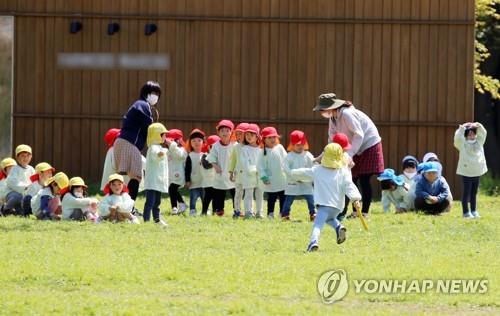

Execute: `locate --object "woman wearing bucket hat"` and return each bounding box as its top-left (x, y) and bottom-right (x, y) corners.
top-left (314, 93), bottom-right (384, 218)
top-left (114, 81), bottom-right (161, 203)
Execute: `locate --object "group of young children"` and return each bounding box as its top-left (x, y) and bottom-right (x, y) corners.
top-left (0, 119), bottom-right (488, 251)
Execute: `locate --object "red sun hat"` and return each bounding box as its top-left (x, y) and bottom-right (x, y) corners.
top-left (235, 122), bottom-right (250, 133)
top-left (167, 129), bottom-right (184, 140)
top-left (216, 119), bottom-right (235, 131)
top-left (104, 128), bottom-right (121, 148)
top-left (261, 126), bottom-right (280, 138)
top-left (332, 133), bottom-right (352, 151)
top-left (206, 135), bottom-right (221, 146)
top-left (245, 123), bottom-right (260, 136)
top-left (289, 130), bottom-right (308, 145)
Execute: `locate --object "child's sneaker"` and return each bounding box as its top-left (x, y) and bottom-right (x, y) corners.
top-left (307, 240), bottom-right (319, 252)
top-left (130, 216), bottom-right (140, 224)
top-left (155, 219), bottom-right (168, 227)
top-left (189, 209), bottom-right (197, 217)
top-left (131, 208), bottom-right (143, 217)
top-left (463, 212), bottom-right (474, 219)
top-left (281, 215), bottom-right (290, 221)
top-left (171, 207), bottom-right (179, 215)
top-left (267, 212), bottom-right (274, 219)
top-left (310, 213), bottom-right (316, 222)
top-left (216, 210), bottom-right (224, 217)
top-left (244, 211), bottom-right (254, 219)
top-left (178, 203), bottom-right (187, 214)
top-left (232, 210), bottom-right (241, 219)
top-left (336, 225), bottom-right (347, 244)
top-left (256, 212), bottom-right (265, 219)
top-left (471, 211), bottom-right (480, 218)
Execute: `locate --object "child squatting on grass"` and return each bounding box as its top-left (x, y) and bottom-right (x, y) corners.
top-left (288, 143), bottom-right (361, 252)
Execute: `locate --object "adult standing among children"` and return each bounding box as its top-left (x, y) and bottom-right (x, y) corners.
top-left (114, 81), bottom-right (161, 203)
top-left (313, 93), bottom-right (384, 218)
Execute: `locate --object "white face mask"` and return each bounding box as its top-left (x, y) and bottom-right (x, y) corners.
top-left (404, 171), bottom-right (417, 179)
top-left (466, 139), bottom-right (477, 145)
top-left (74, 191), bottom-right (83, 198)
top-left (321, 111), bottom-right (332, 119)
top-left (146, 94), bottom-right (159, 106)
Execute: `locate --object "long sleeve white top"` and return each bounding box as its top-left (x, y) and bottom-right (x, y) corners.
top-left (258, 144), bottom-right (288, 193)
top-left (6, 165), bottom-right (35, 194)
top-left (144, 144), bottom-right (169, 193)
top-left (240, 145), bottom-right (263, 189)
top-left (167, 142), bottom-right (187, 186)
top-left (328, 106), bottom-right (381, 157)
top-left (61, 194), bottom-right (98, 220)
top-left (283, 151), bottom-right (315, 196)
top-left (207, 141), bottom-right (236, 190)
top-left (454, 124), bottom-right (488, 177)
top-left (99, 193), bottom-right (135, 217)
top-left (291, 165), bottom-right (361, 210)
top-left (381, 184), bottom-right (411, 212)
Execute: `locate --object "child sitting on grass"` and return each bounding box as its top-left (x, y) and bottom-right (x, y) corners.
top-left (100, 174), bottom-right (139, 223)
top-left (4, 145), bottom-right (35, 216)
top-left (289, 143), bottom-right (361, 252)
top-left (414, 162), bottom-right (451, 215)
top-left (377, 168), bottom-right (412, 213)
top-left (0, 158), bottom-right (17, 214)
top-left (62, 177), bottom-right (99, 221)
top-left (31, 172), bottom-right (69, 220)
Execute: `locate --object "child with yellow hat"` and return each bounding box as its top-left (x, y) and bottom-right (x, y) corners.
top-left (143, 123), bottom-right (169, 225)
top-left (3, 145), bottom-right (35, 216)
top-left (31, 172), bottom-right (69, 220)
top-left (99, 174), bottom-right (140, 223)
top-left (23, 162), bottom-right (55, 216)
top-left (0, 158), bottom-right (17, 214)
top-left (61, 177), bottom-right (99, 221)
top-left (289, 143), bottom-right (361, 252)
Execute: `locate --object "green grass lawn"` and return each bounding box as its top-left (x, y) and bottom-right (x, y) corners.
top-left (1, 195), bottom-right (499, 315)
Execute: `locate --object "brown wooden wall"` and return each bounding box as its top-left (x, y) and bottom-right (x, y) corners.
top-left (0, 0), bottom-right (476, 197)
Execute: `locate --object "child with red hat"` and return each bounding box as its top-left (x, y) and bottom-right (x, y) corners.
top-left (282, 130), bottom-right (316, 221)
top-left (239, 123), bottom-right (264, 218)
top-left (206, 119), bottom-right (236, 216)
top-left (167, 129), bottom-right (188, 215)
top-left (258, 127), bottom-right (288, 219)
top-left (200, 135), bottom-right (220, 215)
top-left (185, 128), bottom-right (206, 216)
top-left (229, 122), bottom-right (249, 218)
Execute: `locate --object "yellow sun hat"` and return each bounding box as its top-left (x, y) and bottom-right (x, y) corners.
top-left (69, 177), bottom-right (87, 188)
top-left (35, 162), bottom-right (55, 174)
top-left (46, 172), bottom-right (69, 188)
top-left (147, 122), bottom-right (168, 146)
top-left (0, 157), bottom-right (17, 170)
top-left (15, 144), bottom-right (32, 156)
top-left (108, 173), bottom-right (124, 183)
top-left (321, 143), bottom-right (346, 169)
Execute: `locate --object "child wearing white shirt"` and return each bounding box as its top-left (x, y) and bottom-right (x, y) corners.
top-left (207, 120), bottom-right (236, 217)
top-left (23, 162), bottom-right (54, 216)
top-left (239, 124), bottom-right (264, 218)
top-left (100, 174), bottom-right (139, 223)
top-left (185, 129), bottom-right (206, 216)
top-left (229, 122), bottom-right (249, 218)
top-left (31, 172), bottom-right (69, 220)
top-left (200, 135), bottom-right (220, 215)
top-left (290, 143), bottom-right (361, 252)
top-left (5, 145), bottom-right (35, 216)
top-left (62, 177), bottom-right (99, 221)
top-left (282, 130), bottom-right (316, 221)
top-left (0, 158), bottom-right (17, 213)
top-left (167, 129), bottom-right (188, 215)
top-left (258, 127), bottom-right (287, 219)
top-left (377, 169), bottom-right (412, 213)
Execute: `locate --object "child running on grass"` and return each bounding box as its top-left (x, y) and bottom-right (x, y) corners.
top-left (289, 143), bottom-right (361, 252)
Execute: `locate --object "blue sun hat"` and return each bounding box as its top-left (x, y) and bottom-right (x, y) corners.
top-left (418, 162), bottom-right (440, 174)
top-left (377, 169), bottom-right (404, 186)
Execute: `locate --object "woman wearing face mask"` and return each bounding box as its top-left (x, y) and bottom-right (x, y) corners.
top-left (313, 93), bottom-right (384, 219)
top-left (454, 122), bottom-right (488, 218)
top-left (114, 81), bottom-right (161, 205)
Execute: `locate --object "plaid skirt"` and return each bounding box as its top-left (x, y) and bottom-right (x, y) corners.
top-left (352, 142), bottom-right (385, 178)
top-left (114, 138), bottom-right (143, 180)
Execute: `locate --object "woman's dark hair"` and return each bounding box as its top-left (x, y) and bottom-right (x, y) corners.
top-left (380, 179), bottom-right (395, 190)
top-left (337, 100), bottom-right (354, 111)
top-left (464, 127), bottom-right (477, 137)
top-left (139, 81), bottom-right (162, 100)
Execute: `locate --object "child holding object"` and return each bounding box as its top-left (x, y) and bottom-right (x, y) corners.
top-left (289, 143), bottom-right (361, 252)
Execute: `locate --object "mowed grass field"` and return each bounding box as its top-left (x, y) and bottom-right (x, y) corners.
top-left (1, 194), bottom-right (499, 315)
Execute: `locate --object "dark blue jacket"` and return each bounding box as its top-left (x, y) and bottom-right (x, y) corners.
top-left (119, 99), bottom-right (153, 151)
